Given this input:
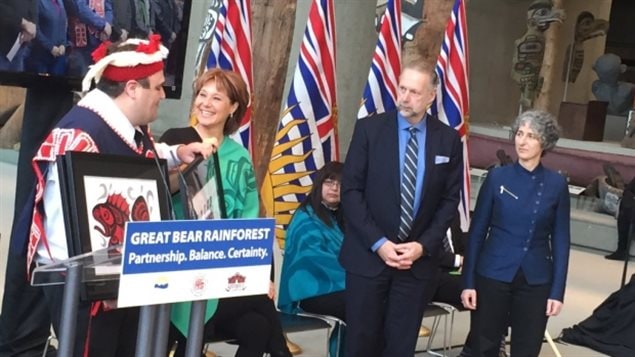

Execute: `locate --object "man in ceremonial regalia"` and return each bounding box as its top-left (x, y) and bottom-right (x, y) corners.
top-left (10, 34), bottom-right (211, 357)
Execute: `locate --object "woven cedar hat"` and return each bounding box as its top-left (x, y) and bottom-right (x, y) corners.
top-left (82, 34), bottom-right (169, 92)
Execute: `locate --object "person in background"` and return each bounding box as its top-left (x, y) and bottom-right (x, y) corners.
top-left (279, 161), bottom-right (345, 320)
top-left (130, 0), bottom-right (154, 37)
top-left (0, 0), bottom-right (37, 71)
top-left (152, 0), bottom-right (180, 48)
top-left (430, 217), bottom-right (465, 308)
top-left (65, 0), bottom-right (114, 77)
top-left (26, 0), bottom-right (69, 76)
top-left (605, 177), bottom-right (635, 261)
top-left (462, 110), bottom-right (571, 357)
top-left (278, 161), bottom-right (346, 356)
top-left (111, 0), bottom-right (134, 41)
top-left (431, 217), bottom-right (507, 357)
top-left (340, 56), bottom-right (463, 357)
top-left (161, 68), bottom-right (291, 357)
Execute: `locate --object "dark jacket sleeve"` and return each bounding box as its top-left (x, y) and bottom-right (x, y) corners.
top-left (67, 0), bottom-right (110, 30)
top-left (462, 170), bottom-right (496, 290)
top-left (549, 176), bottom-right (571, 301)
top-left (416, 127), bottom-right (463, 256)
top-left (0, 0), bottom-right (38, 54)
top-left (341, 118), bottom-right (389, 249)
top-left (438, 252), bottom-right (458, 269)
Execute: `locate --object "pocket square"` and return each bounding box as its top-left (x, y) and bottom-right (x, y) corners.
top-left (435, 155), bottom-right (449, 164)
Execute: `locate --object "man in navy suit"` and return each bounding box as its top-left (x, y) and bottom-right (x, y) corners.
top-left (340, 57), bottom-right (463, 357)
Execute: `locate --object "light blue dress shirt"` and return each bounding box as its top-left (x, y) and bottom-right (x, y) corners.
top-left (371, 113), bottom-right (428, 251)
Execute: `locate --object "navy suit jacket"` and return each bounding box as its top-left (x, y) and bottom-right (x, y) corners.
top-left (462, 163), bottom-right (571, 301)
top-left (339, 112), bottom-right (463, 279)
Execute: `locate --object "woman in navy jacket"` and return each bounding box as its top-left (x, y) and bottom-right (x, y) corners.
top-left (461, 110), bottom-right (571, 357)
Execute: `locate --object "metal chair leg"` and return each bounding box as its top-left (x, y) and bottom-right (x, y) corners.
top-left (426, 315), bottom-right (442, 353)
top-left (425, 302), bottom-right (459, 357)
top-left (42, 334), bottom-right (57, 357)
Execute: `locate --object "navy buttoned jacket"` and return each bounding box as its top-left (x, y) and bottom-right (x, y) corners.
top-left (463, 162), bottom-right (571, 301)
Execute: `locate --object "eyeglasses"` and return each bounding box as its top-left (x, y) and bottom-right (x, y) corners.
top-left (323, 179), bottom-right (340, 188)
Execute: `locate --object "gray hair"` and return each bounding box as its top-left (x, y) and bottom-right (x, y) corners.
top-left (402, 56), bottom-right (439, 88)
top-left (510, 110), bottom-right (561, 152)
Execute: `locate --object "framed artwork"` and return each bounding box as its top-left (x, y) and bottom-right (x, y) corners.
top-left (57, 151), bottom-right (171, 300)
top-left (178, 152), bottom-right (226, 220)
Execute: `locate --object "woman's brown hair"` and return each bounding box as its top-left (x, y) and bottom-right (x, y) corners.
top-left (190, 68), bottom-right (250, 135)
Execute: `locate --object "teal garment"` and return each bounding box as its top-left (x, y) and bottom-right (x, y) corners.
top-left (215, 137), bottom-right (259, 220)
top-left (278, 205), bottom-right (345, 314)
top-left (171, 136), bottom-right (259, 336)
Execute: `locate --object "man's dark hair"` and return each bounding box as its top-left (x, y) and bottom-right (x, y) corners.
top-left (97, 77), bottom-right (150, 97)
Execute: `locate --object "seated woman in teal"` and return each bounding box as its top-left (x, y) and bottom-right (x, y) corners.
top-left (279, 162), bottom-right (346, 355)
top-left (279, 161), bottom-right (345, 319)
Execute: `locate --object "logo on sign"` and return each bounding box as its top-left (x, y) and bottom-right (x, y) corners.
top-left (154, 276), bottom-right (169, 289)
top-left (225, 273), bottom-right (247, 292)
top-left (191, 276), bottom-right (208, 297)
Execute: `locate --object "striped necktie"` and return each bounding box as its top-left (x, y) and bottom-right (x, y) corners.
top-left (398, 127), bottom-right (418, 241)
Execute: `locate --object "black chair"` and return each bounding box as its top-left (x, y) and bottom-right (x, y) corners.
top-left (295, 311), bottom-right (346, 357)
top-left (422, 301), bottom-right (465, 357)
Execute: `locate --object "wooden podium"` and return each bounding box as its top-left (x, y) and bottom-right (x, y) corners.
top-left (558, 101), bottom-right (608, 141)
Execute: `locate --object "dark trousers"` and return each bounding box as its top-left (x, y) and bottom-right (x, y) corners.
top-left (345, 269), bottom-right (434, 357)
top-left (300, 291), bottom-right (347, 357)
top-left (169, 295), bottom-right (290, 357)
top-left (299, 290), bottom-right (346, 322)
top-left (0, 254), bottom-right (52, 357)
top-left (471, 271), bottom-right (550, 357)
top-left (616, 199), bottom-right (634, 253)
top-left (432, 272), bottom-right (463, 307)
top-left (41, 285), bottom-right (139, 357)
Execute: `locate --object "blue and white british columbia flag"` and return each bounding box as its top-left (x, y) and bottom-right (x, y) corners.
top-left (432, 0), bottom-right (472, 232)
top-left (262, 0), bottom-right (338, 248)
top-left (206, 0), bottom-right (253, 153)
top-left (358, 0), bottom-right (402, 119)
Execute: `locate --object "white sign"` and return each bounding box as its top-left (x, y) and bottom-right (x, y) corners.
top-left (117, 218), bottom-right (274, 308)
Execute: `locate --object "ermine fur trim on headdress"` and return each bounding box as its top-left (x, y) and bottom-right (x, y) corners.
top-left (82, 35), bottom-right (169, 92)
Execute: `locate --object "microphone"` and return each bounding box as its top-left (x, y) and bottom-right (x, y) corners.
top-left (140, 130), bottom-right (177, 221)
top-left (167, 149), bottom-right (194, 220)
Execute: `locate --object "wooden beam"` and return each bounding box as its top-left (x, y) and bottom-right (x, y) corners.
top-left (251, 0), bottom-right (297, 188)
top-left (405, 0), bottom-right (456, 66)
top-left (534, 0), bottom-right (564, 114)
